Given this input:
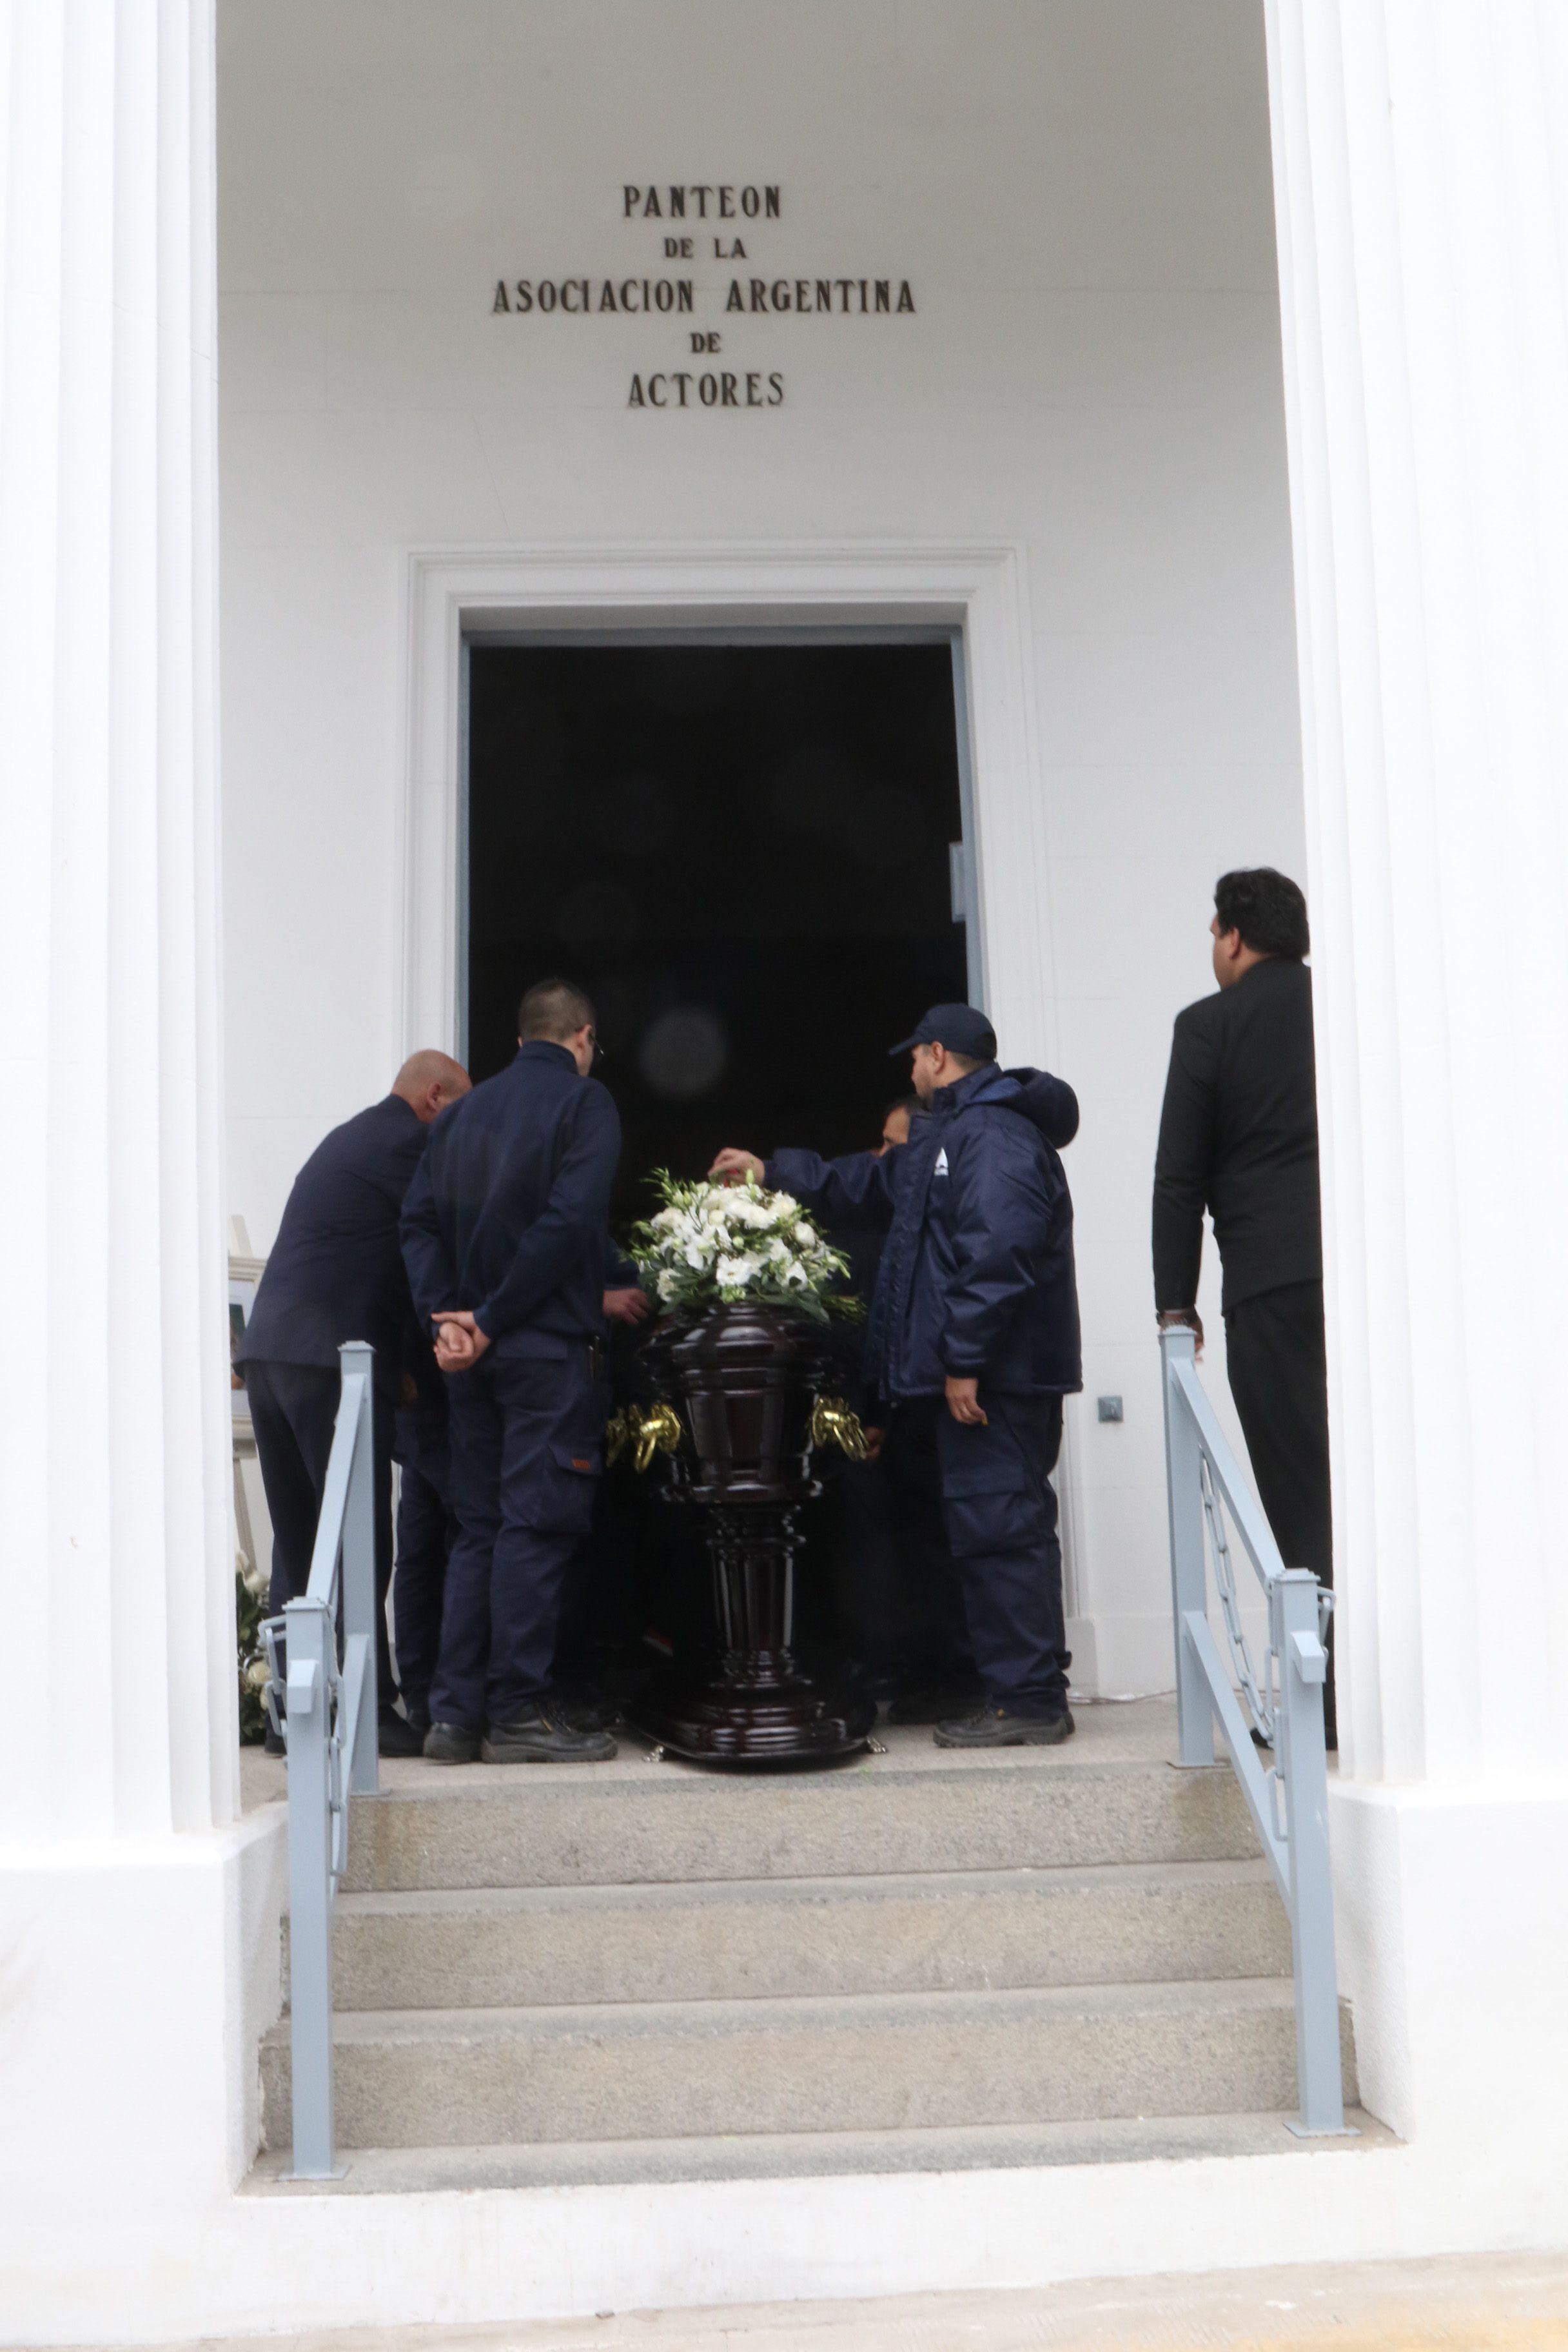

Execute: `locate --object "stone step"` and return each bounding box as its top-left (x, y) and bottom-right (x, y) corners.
top-left (262, 1976), bottom-right (1355, 2150)
top-left (344, 1741), bottom-right (1259, 1892)
top-left (246, 2106), bottom-right (1393, 2194)
top-left (328, 1858), bottom-right (1291, 2010)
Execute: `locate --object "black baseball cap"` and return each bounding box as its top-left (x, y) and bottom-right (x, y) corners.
top-left (889, 1003), bottom-right (998, 1060)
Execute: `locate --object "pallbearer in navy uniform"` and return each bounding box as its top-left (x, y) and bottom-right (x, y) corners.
top-left (400, 977), bottom-right (649, 1765)
top-left (712, 1004), bottom-right (1081, 1746)
top-left (237, 1050), bottom-right (473, 1755)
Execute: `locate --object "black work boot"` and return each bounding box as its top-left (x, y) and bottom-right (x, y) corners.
top-left (378, 1706), bottom-right (426, 1758)
top-left (555, 1686), bottom-right (621, 1734)
top-left (482, 1701), bottom-right (617, 1765)
top-left (424, 1721), bottom-right (482, 1764)
top-left (934, 1700), bottom-right (1075, 1749)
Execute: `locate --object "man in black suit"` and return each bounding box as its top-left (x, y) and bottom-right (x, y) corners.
top-left (1152, 867), bottom-right (1335, 1741)
top-left (239, 1050), bottom-right (471, 1754)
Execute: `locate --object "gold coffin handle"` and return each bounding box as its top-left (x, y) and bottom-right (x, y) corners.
top-left (810, 1394), bottom-right (868, 1462)
top-left (609, 1401), bottom-right (684, 1474)
top-left (633, 1401), bottom-right (683, 1474)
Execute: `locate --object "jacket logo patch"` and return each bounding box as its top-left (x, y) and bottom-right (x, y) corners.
top-left (571, 1456), bottom-right (593, 1471)
top-left (934, 1147), bottom-right (949, 1175)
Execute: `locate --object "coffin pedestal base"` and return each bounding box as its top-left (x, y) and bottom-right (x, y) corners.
top-left (626, 1491), bottom-right (874, 1764)
top-left (631, 1671), bottom-right (875, 1765)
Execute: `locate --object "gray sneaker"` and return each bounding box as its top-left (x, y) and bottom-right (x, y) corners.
top-left (933, 1701), bottom-right (1075, 1749)
top-left (482, 1701), bottom-right (617, 1765)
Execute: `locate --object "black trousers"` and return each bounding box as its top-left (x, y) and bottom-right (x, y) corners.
top-left (1224, 1279), bottom-right (1336, 1732)
top-left (393, 1400), bottom-right (455, 1730)
top-left (244, 1358), bottom-right (396, 1711)
top-left (874, 1404), bottom-right (976, 1689)
top-left (892, 1391), bottom-right (1071, 1710)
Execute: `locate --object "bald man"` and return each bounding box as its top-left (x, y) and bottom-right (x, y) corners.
top-left (239, 1051), bottom-right (470, 1754)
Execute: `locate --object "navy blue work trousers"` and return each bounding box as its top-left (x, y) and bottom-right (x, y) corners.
top-left (431, 1346), bottom-right (608, 1731)
top-left (896, 1389), bottom-right (1070, 1710)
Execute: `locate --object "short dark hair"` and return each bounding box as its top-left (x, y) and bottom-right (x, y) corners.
top-left (1213, 868), bottom-right (1309, 960)
top-left (516, 976), bottom-right (596, 1042)
top-left (886, 1094), bottom-right (922, 1119)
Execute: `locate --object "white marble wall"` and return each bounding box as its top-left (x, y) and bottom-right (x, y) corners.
top-left (0, 0), bottom-right (277, 2246)
top-left (0, 0), bottom-right (231, 1837)
top-left (1266, 0), bottom-right (1568, 2137)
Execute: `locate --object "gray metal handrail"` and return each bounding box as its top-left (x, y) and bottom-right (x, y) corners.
top-left (1159, 1325), bottom-right (1348, 2135)
top-left (261, 1340), bottom-right (378, 2179)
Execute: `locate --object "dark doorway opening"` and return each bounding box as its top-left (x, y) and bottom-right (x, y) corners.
top-left (465, 639), bottom-right (972, 1224)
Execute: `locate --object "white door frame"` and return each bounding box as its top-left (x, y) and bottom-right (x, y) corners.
top-left (398, 537), bottom-right (1085, 1629)
top-left (399, 540), bottom-right (1054, 1070)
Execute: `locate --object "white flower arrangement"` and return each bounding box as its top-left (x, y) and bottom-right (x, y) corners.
top-left (629, 1169), bottom-right (858, 1326)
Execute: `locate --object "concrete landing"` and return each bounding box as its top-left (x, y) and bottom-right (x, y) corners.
top-left (239, 1695), bottom-right (1198, 1821)
top-left (93, 2249), bottom-right (1568, 2348)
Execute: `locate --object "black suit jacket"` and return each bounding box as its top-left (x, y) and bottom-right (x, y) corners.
top-left (239, 1095), bottom-right (429, 1391)
top-left (1152, 958), bottom-right (1322, 1314)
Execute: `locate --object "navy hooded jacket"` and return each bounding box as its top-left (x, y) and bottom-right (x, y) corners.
top-left (767, 1063), bottom-right (1082, 1404)
top-left (400, 1041), bottom-right (623, 1358)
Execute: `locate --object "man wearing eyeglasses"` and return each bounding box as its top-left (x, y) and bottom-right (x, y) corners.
top-left (400, 975), bottom-right (648, 1765)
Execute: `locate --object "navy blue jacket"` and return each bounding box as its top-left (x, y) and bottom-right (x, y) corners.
top-left (768, 1064), bottom-right (1082, 1403)
top-left (237, 1094), bottom-right (428, 1393)
top-left (400, 1041), bottom-right (622, 1358)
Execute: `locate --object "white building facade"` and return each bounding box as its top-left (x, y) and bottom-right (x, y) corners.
top-left (3, 0), bottom-right (1567, 2337)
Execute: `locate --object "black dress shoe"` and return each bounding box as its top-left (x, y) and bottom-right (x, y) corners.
top-left (482, 1702), bottom-right (617, 1765)
top-left (378, 1708), bottom-right (426, 1758)
top-left (423, 1721), bottom-right (482, 1764)
top-left (933, 1701), bottom-right (1075, 1749)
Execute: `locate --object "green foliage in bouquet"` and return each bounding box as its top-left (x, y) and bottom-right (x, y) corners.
top-left (629, 1169), bottom-right (863, 1326)
top-left (237, 1559), bottom-right (271, 1745)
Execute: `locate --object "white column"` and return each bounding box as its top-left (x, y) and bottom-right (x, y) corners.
top-left (0, 0), bottom-right (277, 2229)
top-left (1264, 0), bottom-right (1568, 2139)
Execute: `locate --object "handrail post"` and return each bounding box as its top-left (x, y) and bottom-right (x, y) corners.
top-left (1160, 1326), bottom-right (1215, 1765)
top-left (282, 1592), bottom-right (341, 2178)
top-left (1276, 1567), bottom-right (1346, 2134)
top-left (339, 1340), bottom-right (379, 1796)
